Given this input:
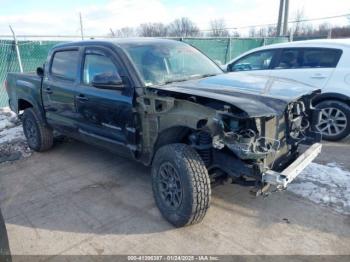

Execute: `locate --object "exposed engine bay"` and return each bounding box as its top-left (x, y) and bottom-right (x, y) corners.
top-left (181, 96), bottom-right (321, 193)
top-left (212, 115), bottom-right (281, 160)
top-left (187, 97), bottom-right (319, 161)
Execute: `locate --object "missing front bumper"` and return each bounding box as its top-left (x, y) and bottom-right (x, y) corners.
top-left (262, 143), bottom-right (322, 188)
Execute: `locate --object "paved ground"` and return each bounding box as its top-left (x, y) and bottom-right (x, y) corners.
top-left (0, 137), bottom-right (350, 256)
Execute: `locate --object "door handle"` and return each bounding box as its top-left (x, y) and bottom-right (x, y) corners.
top-left (44, 87), bottom-right (53, 94)
top-left (76, 94), bottom-right (88, 102)
top-left (310, 74), bottom-right (327, 79)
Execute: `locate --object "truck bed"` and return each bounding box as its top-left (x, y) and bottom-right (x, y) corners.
top-left (6, 72), bottom-right (42, 113)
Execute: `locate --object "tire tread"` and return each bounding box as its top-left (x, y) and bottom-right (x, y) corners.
top-left (23, 108), bottom-right (53, 152)
top-left (152, 143), bottom-right (211, 227)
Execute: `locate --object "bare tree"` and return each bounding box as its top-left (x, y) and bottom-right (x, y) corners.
top-left (317, 23), bottom-right (331, 36)
top-left (209, 19), bottom-right (229, 37)
top-left (248, 27), bottom-right (256, 37)
top-left (231, 30), bottom-right (240, 37)
top-left (167, 17), bottom-right (200, 37)
top-left (138, 23), bottom-right (167, 37)
top-left (248, 25), bottom-right (276, 37)
top-left (293, 8), bottom-right (306, 36)
top-left (331, 26), bottom-right (350, 38)
top-left (257, 27), bottom-right (268, 37)
top-left (112, 27), bottom-right (136, 38)
top-left (267, 25), bottom-right (277, 37)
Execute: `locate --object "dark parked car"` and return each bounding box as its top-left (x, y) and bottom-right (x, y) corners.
top-left (5, 39), bottom-right (322, 227)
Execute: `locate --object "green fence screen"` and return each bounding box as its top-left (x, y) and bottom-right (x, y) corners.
top-left (0, 37), bottom-right (287, 107)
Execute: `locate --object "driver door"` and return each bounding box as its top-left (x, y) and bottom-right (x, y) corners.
top-left (75, 47), bottom-right (136, 156)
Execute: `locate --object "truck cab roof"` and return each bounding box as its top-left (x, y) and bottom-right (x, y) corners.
top-left (53, 38), bottom-right (181, 50)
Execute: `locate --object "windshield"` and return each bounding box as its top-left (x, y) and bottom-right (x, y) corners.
top-left (122, 41), bottom-right (223, 86)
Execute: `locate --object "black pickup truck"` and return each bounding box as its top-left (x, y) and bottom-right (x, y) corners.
top-left (5, 39), bottom-right (322, 227)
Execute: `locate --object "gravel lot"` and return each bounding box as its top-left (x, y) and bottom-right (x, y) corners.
top-left (0, 108), bottom-right (350, 255)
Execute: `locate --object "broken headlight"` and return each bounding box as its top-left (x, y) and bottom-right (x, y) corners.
top-left (287, 101), bottom-right (310, 140)
top-left (213, 115), bottom-right (280, 159)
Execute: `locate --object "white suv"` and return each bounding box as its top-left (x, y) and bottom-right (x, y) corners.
top-left (225, 39), bottom-right (350, 141)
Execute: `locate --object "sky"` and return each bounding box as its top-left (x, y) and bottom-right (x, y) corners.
top-left (0, 0), bottom-right (349, 36)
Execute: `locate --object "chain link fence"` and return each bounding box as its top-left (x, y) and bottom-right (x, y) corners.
top-left (0, 36), bottom-right (288, 107)
top-left (0, 40), bottom-right (60, 107)
top-left (182, 37), bottom-right (287, 64)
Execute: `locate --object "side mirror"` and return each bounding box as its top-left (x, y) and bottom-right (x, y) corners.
top-left (36, 67), bottom-right (44, 77)
top-left (91, 72), bottom-right (124, 90)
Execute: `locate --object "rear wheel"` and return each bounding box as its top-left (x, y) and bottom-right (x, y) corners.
top-left (152, 144), bottom-right (211, 227)
top-left (315, 100), bottom-right (350, 141)
top-left (22, 108), bottom-right (54, 152)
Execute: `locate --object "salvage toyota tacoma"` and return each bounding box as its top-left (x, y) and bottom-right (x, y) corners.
top-left (5, 39), bottom-right (322, 227)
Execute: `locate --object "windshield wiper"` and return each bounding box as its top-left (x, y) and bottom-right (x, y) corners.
top-left (160, 73), bottom-right (219, 86)
top-left (199, 73), bottom-right (219, 78)
top-left (163, 78), bottom-right (190, 85)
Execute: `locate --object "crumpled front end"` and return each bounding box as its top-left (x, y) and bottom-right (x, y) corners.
top-left (143, 84), bottom-right (322, 194)
top-left (186, 92), bottom-right (322, 193)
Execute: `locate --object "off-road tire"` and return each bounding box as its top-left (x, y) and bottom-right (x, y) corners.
top-left (315, 100), bottom-right (350, 141)
top-left (22, 108), bottom-right (53, 152)
top-left (152, 143), bottom-right (211, 227)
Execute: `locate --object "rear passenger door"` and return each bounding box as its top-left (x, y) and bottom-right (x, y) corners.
top-left (42, 48), bottom-right (81, 133)
top-left (269, 48), bottom-right (342, 88)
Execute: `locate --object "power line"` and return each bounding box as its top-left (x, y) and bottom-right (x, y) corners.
top-left (200, 13), bottom-right (350, 32)
top-left (0, 13), bottom-right (348, 38)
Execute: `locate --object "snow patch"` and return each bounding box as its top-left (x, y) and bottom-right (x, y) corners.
top-left (0, 125), bottom-right (25, 144)
top-left (288, 162), bottom-right (350, 215)
top-left (0, 107), bottom-right (30, 163)
top-left (0, 107), bottom-right (25, 144)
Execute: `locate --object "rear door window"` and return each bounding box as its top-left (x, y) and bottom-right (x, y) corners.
top-left (51, 50), bottom-right (79, 80)
top-left (273, 48), bottom-right (342, 70)
top-left (300, 48), bottom-right (342, 68)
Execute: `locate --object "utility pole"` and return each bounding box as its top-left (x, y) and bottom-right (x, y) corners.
top-left (110, 28), bottom-right (115, 37)
top-left (276, 0), bottom-right (290, 36)
top-left (79, 12), bottom-right (84, 40)
top-left (9, 25), bottom-right (23, 73)
top-left (277, 0), bottom-right (284, 36)
top-left (283, 0), bottom-right (289, 35)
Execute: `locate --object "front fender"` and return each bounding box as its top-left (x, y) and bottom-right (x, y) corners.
top-left (137, 95), bottom-right (217, 165)
top-left (158, 100), bottom-right (216, 131)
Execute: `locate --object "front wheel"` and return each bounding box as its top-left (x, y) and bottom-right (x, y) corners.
top-left (152, 144), bottom-right (211, 227)
top-left (315, 100), bottom-right (350, 141)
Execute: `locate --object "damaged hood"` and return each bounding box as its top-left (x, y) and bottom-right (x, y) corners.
top-left (151, 73), bottom-right (319, 117)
